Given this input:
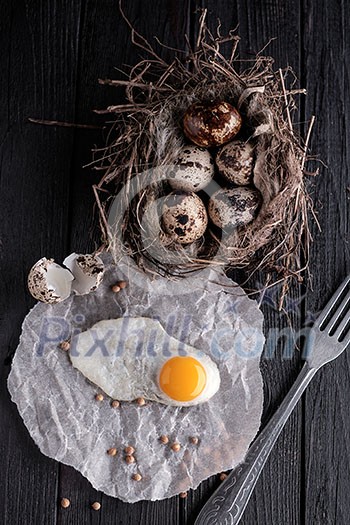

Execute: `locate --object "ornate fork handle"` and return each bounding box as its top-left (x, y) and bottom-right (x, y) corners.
top-left (195, 363), bottom-right (317, 525)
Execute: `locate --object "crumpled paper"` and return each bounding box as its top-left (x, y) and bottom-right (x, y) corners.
top-left (8, 254), bottom-right (265, 502)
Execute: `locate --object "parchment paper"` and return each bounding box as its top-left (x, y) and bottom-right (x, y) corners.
top-left (8, 254), bottom-right (265, 502)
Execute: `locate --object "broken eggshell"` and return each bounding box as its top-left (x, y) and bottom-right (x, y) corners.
top-left (28, 253), bottom-right (105, 304)
top-left (63, 253), bottom-right (104, 295)
top-left (27, 257), bottom-right (74, 304)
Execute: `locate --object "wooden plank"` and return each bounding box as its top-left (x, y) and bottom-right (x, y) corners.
top-left (302, 0), bottom-right (350, 523)
top-left (56, 1), bottom-right (192, 524)
top-left (0, 0), bottom-right (85, 523)
top-left (191, 1), bottom-right (304, 524)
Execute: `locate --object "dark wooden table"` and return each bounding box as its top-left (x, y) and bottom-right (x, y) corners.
top-left (1, 1), bottom-right (349, 524)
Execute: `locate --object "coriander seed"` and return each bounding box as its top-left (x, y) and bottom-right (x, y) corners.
top-left (59, 340), bottom-right (70, 351)
top-left (132, 473), bottom-right (142, 481)
top-left (95, 393), bottom-right (104, 402)
top-left (125, 455), bottom-right (135, 464)
top-left (60, 498), bottom-right (70, 509)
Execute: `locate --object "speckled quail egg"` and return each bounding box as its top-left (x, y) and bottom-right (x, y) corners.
top-left (216, 140), bottom-right (255, 185)
top-left (168, 145), bottom-right (214, 192)
top-left (162, 191), bottom-right (208, 244)
top-left (208, 187), bottom-right (261, 230)
top-left (70, 317), bottom-right (221, 407)
top-left (63, 253), bottom-right (104, 295)
top-left (183, 101), bottom-right (242, 147)
top-left (27, 257), bottom-right (74, 304)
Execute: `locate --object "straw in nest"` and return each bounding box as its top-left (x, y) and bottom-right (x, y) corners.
top-left (93, 6), bottom-right (317, 303)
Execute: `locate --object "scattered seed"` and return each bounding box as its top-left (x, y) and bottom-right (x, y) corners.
top-left (189, 436), bottom-right (199, 445)
top-left (111, 400), bottom-right (120, 408)
top-left (60, 498), bottom-right (70, 509)
top-left (136, 397), bottom-right (146, 406)
top-left (132, 473), bottom-right (142, 481)
top-left (159, 435), bottom-right (169, 444)
top-left (124, 446), bottom-right (135, 455)
top-left (179, 492), bottom-right (188, 499)
top-left (125, 455), bottom-right (135, 464)
top-left (91, 502), bottom-right (101, 511)
top-left (59, 340), bottom-right (70, 351)
top-left (171, 442), bottom-right (181, 452)
top-left (219, 472), bottom-right (228, 481)
top-left (95, 393), bottom-right (104, 402)
top-left (111, 284), bottom-right (121, 293)
top-left (107, 448), bottom-right (117, 456)
top-left (118, 280), bottom-right (128, 289)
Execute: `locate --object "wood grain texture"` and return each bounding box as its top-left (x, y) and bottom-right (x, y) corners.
top-left (1, 0), bottom-right (349, 524)
top-left (0, 0), bottom-right (82, 523)
top-left (302, 0), bottom-right (350, 524)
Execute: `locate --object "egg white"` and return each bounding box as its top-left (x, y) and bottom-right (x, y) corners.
top-left (69, 317), bottom-right (220, 407)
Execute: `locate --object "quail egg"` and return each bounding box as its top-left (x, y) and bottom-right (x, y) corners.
top-left (27, 258), bottom-right (74, 304)
top-left (208, 187), bottom-right (261, 230)
top-left (63, 253), bottom-right (104, 295)
top-left (216, 140), bottom-right (255, 185)
top-left (168, 145), bottom-right (214, 192)
top-left (70, 317), bottom-right (221, 407)
top-left (183, 101), bottom-right (242, 147)
top-left (162, 191), bottom-right (208, 244)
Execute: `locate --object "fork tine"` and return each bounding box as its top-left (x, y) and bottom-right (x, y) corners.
top-left (314, 275), bottom-right (350, 329)
top-left (342, 330), bottom-right (350, 348)
top-left (325, 289), bottom-right (350, 334)
top-left (334, 310), bottom-right (350, 340)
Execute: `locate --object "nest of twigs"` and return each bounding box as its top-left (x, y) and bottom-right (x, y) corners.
top-left (93, 7), bottom-right (316, 297)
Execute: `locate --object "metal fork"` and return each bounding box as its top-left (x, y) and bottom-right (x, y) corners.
top-left (195, 276), bottom-right (350, 525)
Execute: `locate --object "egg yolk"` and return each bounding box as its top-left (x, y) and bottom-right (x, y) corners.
top-left (159, 356), bottom-right (207, 402)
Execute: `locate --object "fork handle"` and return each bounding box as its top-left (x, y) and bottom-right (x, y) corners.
top-left (195, 363), bottom-right (318, 525)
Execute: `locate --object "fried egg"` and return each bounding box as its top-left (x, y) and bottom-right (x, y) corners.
top-left (69, 317), bottom-right (220, 406)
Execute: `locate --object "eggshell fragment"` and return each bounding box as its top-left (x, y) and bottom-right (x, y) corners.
top-left (208, 187), bottom-right (261, 230)
top-left (168, 145), bottom-right (214, 192)
top-left (183, 101), bottom-right (242, 147)
top-left (63, 253), bottom-right (104, 295)
top-left (27, 258), bottom-right (74, 304)
top-left (162, 191), bottom-right (208, 244)
top-left (216, 140), bottom-right (255, 185)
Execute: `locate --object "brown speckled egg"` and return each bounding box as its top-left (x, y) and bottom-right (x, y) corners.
top-left (27, 257), bottom-right (74, 304)
top-left (208, 187), bottom-right (261, 230)
top-left (183, 101), bottom-right (242, 147)
top-left (162, 191), bottom-right (208, 244)
top-left (168, 145), bottom-right (214, 192)
top-left (216, 140), bottom-right (255, 185)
